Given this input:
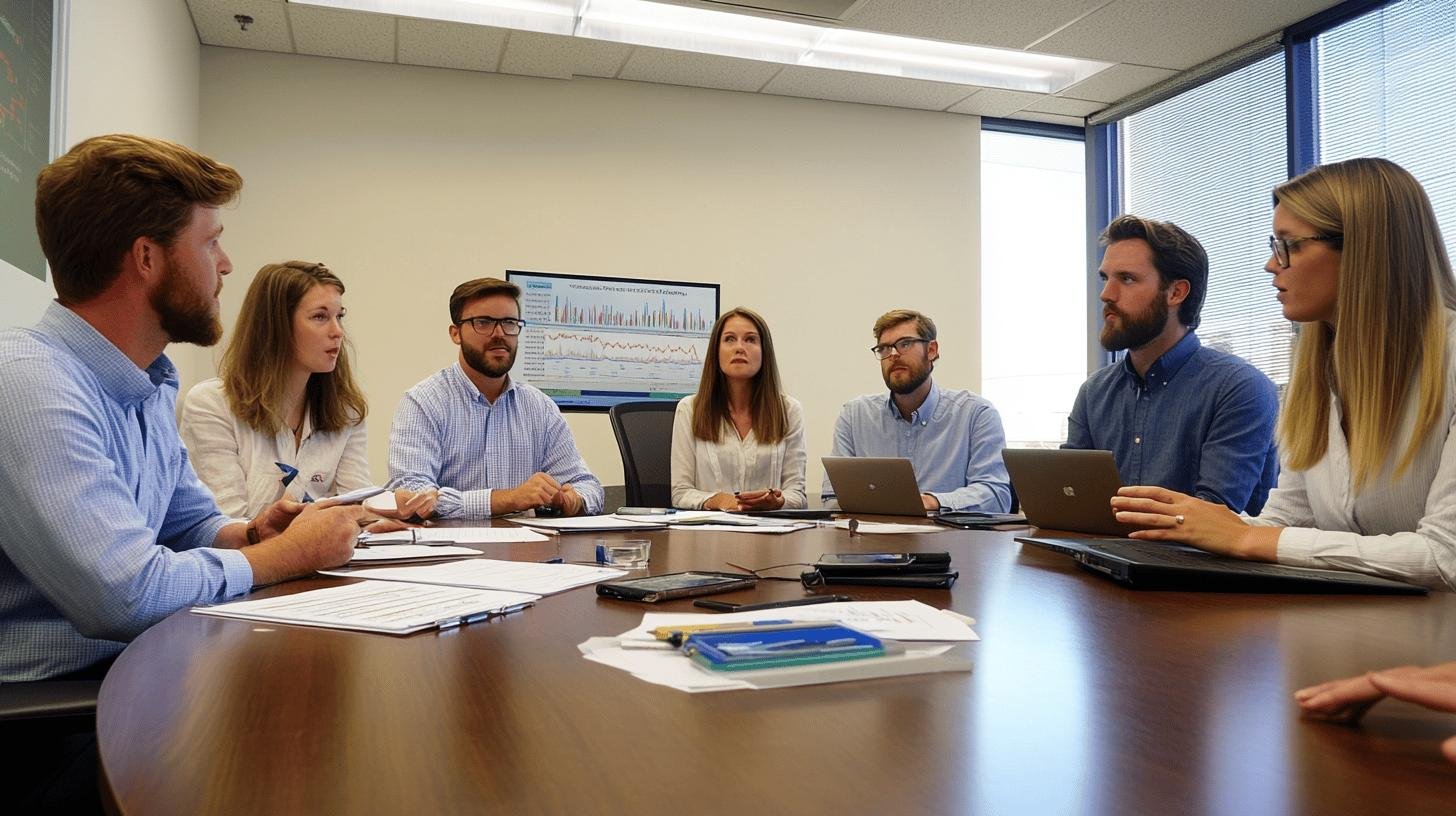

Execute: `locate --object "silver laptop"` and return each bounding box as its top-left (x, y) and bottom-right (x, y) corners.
top-left (821, 456), bottom-right (931, 516)
top-left (1001, 449), bottom-right (1137, 536)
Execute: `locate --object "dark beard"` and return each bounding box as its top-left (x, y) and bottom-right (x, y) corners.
top-left (463, 342), bottom-right (516, 378)
top-left (1099, 295), bottom-right (1168, 352)
top-left (151, 254), bottom-right (221, 346)
top-left (885, 363), bottom-right (931, 396)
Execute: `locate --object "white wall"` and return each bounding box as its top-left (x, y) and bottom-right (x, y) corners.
top-left (199, 47), bottom-right (983, 491)
top-left (2, 0), bottom-right (201, 386)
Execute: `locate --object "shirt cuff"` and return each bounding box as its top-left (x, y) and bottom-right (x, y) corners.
top-left (1273, 526), bottom-right (1321, 567)
top-left (215, 547), bottom-right (255, 599)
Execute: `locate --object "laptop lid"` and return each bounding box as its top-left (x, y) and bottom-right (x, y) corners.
top-left (821, 457), bottom-right (928, 516)
top-left (1001, 449), bottom-right (1136, 536)
top-left (1018, 536), bottom-right (1427, 594)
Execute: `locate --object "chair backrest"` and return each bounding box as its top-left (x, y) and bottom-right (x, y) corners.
top-left (608, 401), bottom-right (679, 507)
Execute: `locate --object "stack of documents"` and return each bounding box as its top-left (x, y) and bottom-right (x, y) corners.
top-left (514, 514), bottom-right (669, 533)
top-left (660, 511), bottom-right (814, 534)
top-left (578, 600), bottom-right (976, 692)
top-left (194, 581), bottom-right (539, 635)
top-left (349, 526), bottom-right (551, 564)
top-left (322, 558), bottom-right (625, 595)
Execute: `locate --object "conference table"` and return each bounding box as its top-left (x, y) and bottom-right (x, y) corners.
top-left (97, 521), bottom-right (1456, 814)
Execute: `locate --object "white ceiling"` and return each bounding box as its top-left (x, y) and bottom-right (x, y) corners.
top-left (185, 0), bottom-right (1344, 124)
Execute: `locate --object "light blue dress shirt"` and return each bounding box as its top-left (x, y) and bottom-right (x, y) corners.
top-left (821, 381), bottom-right (1012, 512)
top-left (388, 364), bottom-right (604, 518)
top-left (0, 304), bottom-right (252, 682)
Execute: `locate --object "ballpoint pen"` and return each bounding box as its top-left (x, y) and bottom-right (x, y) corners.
top-left (435, 601), bottom-right (534, 630)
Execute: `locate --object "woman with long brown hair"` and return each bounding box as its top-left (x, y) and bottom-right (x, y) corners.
top-left (1110, 158), bottom-right (1456, 590)
top-left (670, 307), bottom-right (806, 510)
top-left (181, 261), bottom-right (372, 516)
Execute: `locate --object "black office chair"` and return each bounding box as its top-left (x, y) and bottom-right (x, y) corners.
top-left (608, 401), bottom-right (678, 507)
top-left (0, 679), bottom-right (103, 811)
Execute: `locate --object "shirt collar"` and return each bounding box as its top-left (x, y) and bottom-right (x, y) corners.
top-left (38, 302), bottom-right (176, 407)
top-left (884, 379), bottom-right (940, 425)
top-left (1121, 330), bottom-right (1200, 387)
top-left (448, 361), bottom-right (517, 405)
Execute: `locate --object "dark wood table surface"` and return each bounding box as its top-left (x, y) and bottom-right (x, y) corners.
top-left (97, 522), bottom-right (1456, 815)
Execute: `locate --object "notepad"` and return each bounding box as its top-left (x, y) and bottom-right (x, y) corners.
top-left (348, 544), bottom-right (481, 564)
top-left (193, 581), bottom-right (540, 635)
top-left (357, 527), bottom-right (549, 545)
top-left (321, 558), bottom-right (625, 595)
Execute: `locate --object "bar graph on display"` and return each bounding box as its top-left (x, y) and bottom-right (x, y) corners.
top-left (508, 270), bottom-right (720, 410)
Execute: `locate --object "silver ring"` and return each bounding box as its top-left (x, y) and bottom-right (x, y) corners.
top-left (1175, 514), bottom-right (1186, 525)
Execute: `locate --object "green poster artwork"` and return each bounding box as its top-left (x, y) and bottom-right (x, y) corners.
top-left (0, 0), bottom-right (52, 281)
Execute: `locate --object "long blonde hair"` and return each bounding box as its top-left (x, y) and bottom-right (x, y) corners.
top-left (692, 307), bottom-right (787, 444)
top-left (1276, 158), bottom-right (1456, 489)
top-left (219, 261), bottom-right (368, 434)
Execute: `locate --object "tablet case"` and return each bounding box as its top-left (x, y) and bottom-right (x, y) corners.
top-left (596, 571), bottom-right (757, 603)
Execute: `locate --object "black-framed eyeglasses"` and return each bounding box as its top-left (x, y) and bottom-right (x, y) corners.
top-left (456, 316), bottom-right (526, 336)
top-left (870, 337), bottom-right (929, 359)
top-left (1268, 234), bottom-right (1342, 269)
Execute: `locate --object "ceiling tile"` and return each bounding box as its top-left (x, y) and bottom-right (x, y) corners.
top-left (761, 66), bottom-right (977, 111)
top-left (288, 4), bottom-right (396, 64)
top-left (1056, 63), bottom-right (1177, 104)
top-left (618, 47), bottom-right (783, 93)
top-left (843, 0), bottom-right (1106, 50)
top-left (1021, 95), bottom-right (1104, 117)
top-left (187, 0), bottom-right (292, 52)
top-left (1032, 0), bottom-right (1339, 70)
top-left (398, 18), bottom-right (508, 72)
top-left (946, 88), bottom-right (1042, 116)
top-left (1008, 110), bottom-right (1087, 127)
top-left (499, 31), bottom-right (633, 80)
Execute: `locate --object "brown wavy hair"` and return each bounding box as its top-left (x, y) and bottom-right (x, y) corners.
top-left (219, 261), bottom-right (368, 434)
top-left (692, 307), bottom-right (787, 444)
top-left (35, 134), bottom-right (242, 304)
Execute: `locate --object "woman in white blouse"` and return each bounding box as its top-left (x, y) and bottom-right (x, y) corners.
top-left (1110, 157), bottom-right (1456, 591)
top-left (671, 307), bottom-right (806, 511)
top-left (181, 261), bottom-right (372, 517)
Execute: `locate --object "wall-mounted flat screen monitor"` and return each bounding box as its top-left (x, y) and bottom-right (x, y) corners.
top-left (506, 270), bottom-right (720, 411)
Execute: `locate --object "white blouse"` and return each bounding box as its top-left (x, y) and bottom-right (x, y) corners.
top-left (1250, 311), bottom-right (1456, 590)
top-left (179, 378), bottom-right (373, 518)
top-left (670, 394), bottom-right (807, 510)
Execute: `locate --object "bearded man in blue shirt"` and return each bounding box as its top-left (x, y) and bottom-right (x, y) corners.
top-left (1065, 215), bottom-right (1279, 514)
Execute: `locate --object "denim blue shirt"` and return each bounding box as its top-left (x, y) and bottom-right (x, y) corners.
top-left (388, 364), bottom-right (604, 518)
top-left (821, 381), bottom-right (1012, 512)
top-left (1064, 331), bottom-right (1279, 514)
top-left (0, 303), bottom-right (252, 682)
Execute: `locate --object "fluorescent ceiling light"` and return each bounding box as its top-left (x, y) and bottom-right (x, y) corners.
top-left (292, 0), bottom-right (1112, 94)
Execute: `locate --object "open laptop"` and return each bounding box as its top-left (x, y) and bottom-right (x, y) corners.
top-left (1001, 448), bottom-right (1136, 536)
top-left (1017, 536), bottom-right (1427, 594)
top-left (821, 457), bottom-right (932, 516)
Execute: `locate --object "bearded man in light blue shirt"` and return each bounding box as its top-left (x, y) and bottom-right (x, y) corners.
top-left (822, 309), bottom-right (1012, 513)
top-left (0, 136), bottom-right (369, 680)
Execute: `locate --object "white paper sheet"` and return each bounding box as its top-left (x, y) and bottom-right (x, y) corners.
top-left (348, 544), bottom-right (481, 563)
top-left (193, 581), bottom-right (539, 635)
top-left (358, 527), bottom-right (548, 545)
top-left (833, 520), bottom-right (946, 534)
top-left (321, 558), bottom-right (625, 595)
top-left (513, 514), bottom-right (668, 532)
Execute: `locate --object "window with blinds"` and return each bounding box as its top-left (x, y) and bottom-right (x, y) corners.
top-left (1315, 0), bottom-right (1456, 260)
top-left (1120, 53), bottom-right (1291, 388)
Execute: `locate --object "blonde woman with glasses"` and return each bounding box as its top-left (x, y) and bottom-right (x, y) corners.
top-left (181, 261), bottom-right (373, 516)
top-left (1110, 157), bottom-right (1456, 591)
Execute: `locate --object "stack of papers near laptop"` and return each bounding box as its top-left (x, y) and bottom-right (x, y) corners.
top-left (579, 600), bottom-right (976, 692)
top-left (321, 558), bottom-right (625, 595)
top-left (193, 581), bottom-right (539, 635)
top-left (514, 514), bottom-right (669, 533)
top-left (663, 511), bottom-right (813, 534)
top-left (831, 520), bottom-right (945, 535)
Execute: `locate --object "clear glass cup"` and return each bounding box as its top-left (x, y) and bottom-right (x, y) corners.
top-left (596, 539), bottom-right (651, 569)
